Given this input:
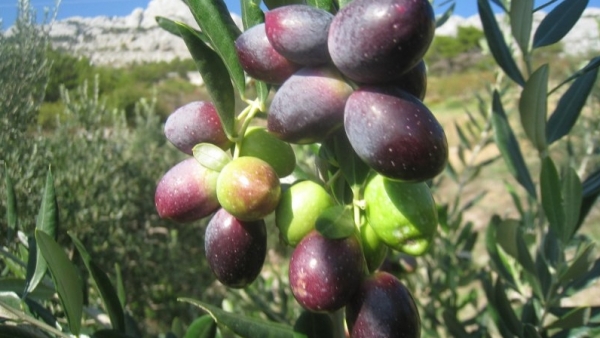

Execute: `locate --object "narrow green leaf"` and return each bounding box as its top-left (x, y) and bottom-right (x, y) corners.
top-left (478, 0), bottom-right (525, 86)
top-left (546, 306), bottom-right (590, 330)
top-left (25, 168), bottom-right (59, 297)
top-left (442, 309), bottom-right (470, 337)
top-left (494, 278), bottom-right (523, 336)
top-left (578, 168), bottom-right (600, 229)
top-left (492, 91), bottom-right (536, 198)
top-left (184, 315), bottom-right (217, 338)
top-left (455, 123), bottom-right (472, 149)
top-left (114, 263), bottom-right (126, 308)
top-left (177, 22), bottom-right (236, 138)
top-left (241, 0), bottom-right (264, 30)
top-left (559, 243), bottom-right (595, 285)
top-left (547, 66), bottom-right (598, 144)
top-left (315, 206), bottom-right (355, 239)
top-left (186, 0), bottom-right (246, 96)
top-left (486, 216), bottom-right (517, 287)
top-left (5, 165), bottom-right (18, 243)
top-left (0, 325), bottom-right (48, 338)
top-left (496, 219), bottom-right (519, 259)
top-left (293, 311), bottom-right (334, 338)
top-left (516, 231), bottom-right (543, 299)
top-left (69, 233), bottom-right (125, 332)
top-left (510, 0), bottom-right (533, 53)
top-left (0, 278), bottom-right (54, 300)
top-left (35, 230), bottom-right (83, 335)
top-left (562, 167), bottom-right (582, 241)
top-left (523, 324), bottom-right (542, 338)
top-left (156, 16), bottom-right (211, 45)
top-left (306, 0), bottom-right (333, 12)
top-left (436, 3), bottom-right (455, 28)
top-left (519, 64), bottom-right (548, 152)
top-left (533, 0), bottom-right (589, 48)
top-left (541, 156), bottom-right (566, 241)
top-left (92, 330), bottom-right (138, 338)
top-left (179, 298), bottom-right (306, 338)
top-left (192, 143), bottom-right (232, 172)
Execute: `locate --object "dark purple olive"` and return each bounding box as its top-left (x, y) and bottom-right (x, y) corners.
top-left (392, 60), bottom-right (427, 101)
top-left (235, 23), bottom-right (301, 84)
top-left (346, 271), bottom-right (421, 338)
top-left (164, 101), bottom-right (231, 155)
top-left (344, 86), bottom-right (447, 182)
top-left (265, 5), bottom-right (333, 66)
top-left (289, 230), bottom-right (365, 312)
top-left (268, 66), bottom-right (353, 144)
top-left (205, 208), bottom-right (267, 288)
top-left (328, 0), bottom-right (435, 84)
top-left (155, 158), bottom-right (220, 223)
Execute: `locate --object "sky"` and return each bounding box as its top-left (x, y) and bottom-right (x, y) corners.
top-left (1, 0), bottom-right (600, 28)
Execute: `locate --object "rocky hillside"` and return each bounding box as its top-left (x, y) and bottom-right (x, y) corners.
top-left (46, 0), bottom-right (600, 67)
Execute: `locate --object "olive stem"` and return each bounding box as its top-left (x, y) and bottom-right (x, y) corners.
top-left (233, 99), bottom-right (262, 158)
top-left (329, 308), bottom-right (346, 338)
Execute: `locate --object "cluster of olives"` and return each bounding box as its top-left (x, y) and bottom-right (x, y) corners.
top-left (155, 0), bottom-right (447, 336)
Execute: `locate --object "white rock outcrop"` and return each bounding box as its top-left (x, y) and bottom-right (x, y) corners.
top-left (45, 0), bottom-right (600, 67)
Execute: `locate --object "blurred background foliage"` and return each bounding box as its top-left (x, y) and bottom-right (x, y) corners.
top-left (1, 0), bottom-right (600, 336)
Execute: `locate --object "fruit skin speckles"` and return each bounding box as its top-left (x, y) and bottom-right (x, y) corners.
top-left (289, 230), bottom-right (365, 312)
top-left (205, 208), bottom-right (267, 288)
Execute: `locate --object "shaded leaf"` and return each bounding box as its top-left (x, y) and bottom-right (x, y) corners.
top-left (442, 309), bottom-right (470, 337)
top-left (5, 165), bottom-right (18, 244)
top-left (115, 263), bottom-right (126, 309)
top-left (177, 22), bottom-right (236, 138)
top-left (436, 3), bottom-right (455, 28)
top-left (0, 325), bottom-right (47, 338)
top-left (186, 0), bottom-right (246, 95)
top-left (69, 233), bottom-right (125, 332)
top-left (184, 315), bottom-right (217, 338)
top-left (494, 278), bottom-right (523, 336)
top-left (533, 0), bottom-right (589, 48)
top-left (547, 66), bottom-right (598, 144)
top-left (92, 330), bottom-right (138, 338)
top-left (179, 298), bottom-right (306, 338)
top-left (541, 156), bottom-right (566, 241)
top-left (263, 0), bottom-right (304, 10)
top-left (331, 132), bottom-right (371, 190)
top-left (315, 206), bottom-right (355, 240)
top-left (562, 167), bottom-right (582, 241)
top-left (510, 0), bottom-right (533, 53)
top-left (486, 216), bottom-right (517, 287)
top-left (293, 311), bottom-right (333, 338)
top-left (478, 0), bottom-right (525, 86)
top-left (307, 0), bottom-right (334, 12)
top-left (35, 230), bottom-right (83, 335)
top-left (0, 278), bottom-right (54, 301)
top-left (519, 64), bottom-right (548, 153)
top-left (192, 143), bottom-right (232, 172)
top-left (578, 168), bottom-right (600, 229)
top-left (492, 91), bottom-right (536, 198)
top-left (523, 324), bottom-right (542, 338)
top-left (25, 169), bottom-right (59, 297)
top-left (565, 259), bottom-right (600, 296)
top-left (546, 306), bottom-right (590, 330)
top-left (559, 243), bottom-right (595, 285)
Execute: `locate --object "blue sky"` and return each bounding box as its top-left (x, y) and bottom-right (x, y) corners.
top-left (2, 0), bottom-right (600, 28)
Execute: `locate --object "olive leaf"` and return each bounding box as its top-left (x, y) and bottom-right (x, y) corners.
top-left (519, 64), bottom-right (548, 153)
top-left (533, 0), bottom-right (588, 48)
top-left (315, 205), bottom-right (355, 239)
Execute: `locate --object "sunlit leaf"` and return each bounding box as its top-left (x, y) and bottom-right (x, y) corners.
top-left (492, 91), bottom-right (536, 198)
top-left (486, 216), bottom-right (517, 287)
top-left (186, 0), bottom-right (246, 95)
top-left (510, 0), bottom-right (533, 53)
top-left (24, 168), bottom-right (58, 297)
top-left (35, 230), bottom-right (83, 335)
top-left (533, 0), bottom-right (589, 48)
top-left (179, 298), bottom-right (306, 338)
top-left (478, 0), bottom-right (525, 86)
top-left (547, 66), bottom-right (598, 144)
top-left (241, 0), bottom-right (264, 30)
top-left (559, 243), bottom-right (595, 285)
top-left (184, 315), bottom-right (217, 338)
top-left (155, 16), bottom-right (210, 45)
top-left (176, 22), bottom-right (236, 138)
top-left (192, 143), bottom-right (232, 172)
top-left (307, 0), bottom-right (334, 12)
top-left (519, 64), bottom-right (548, 153)
top-left (70, 233), bottom-right (125, 332)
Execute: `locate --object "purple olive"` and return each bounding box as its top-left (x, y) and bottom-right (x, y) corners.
top-left (205, 208), bottom-right (267, 288)
top-left (346, 271), bottom-right (421, 338)
top-left (155, 158), bottom-right (220, 223)
top-left (265, 5), bottom-right (333, 66)
top-left (328, 0), bottom-right (435, 84)
top-left (289, 230), bottom-right (365, 312)
top-left (235, 23), bottom-right (301, 84)
top-left (344, 86), bottom-right (447, 182)
top-left (164, 101), bottom-right (231, 155)
top-left (268, 66), bottom-right (353, 144)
